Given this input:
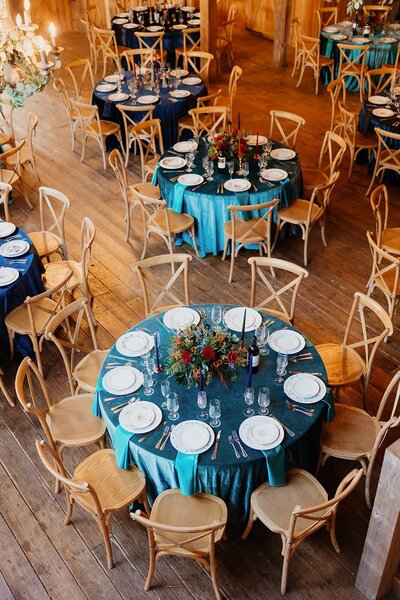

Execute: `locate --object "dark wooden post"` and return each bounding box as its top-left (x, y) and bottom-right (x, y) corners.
top-left (200, 0), bottom-right (217, 82)
top-left (356, 439), bottom-right (400, 599)
top-left (273, 0), bottom-right (293, 67)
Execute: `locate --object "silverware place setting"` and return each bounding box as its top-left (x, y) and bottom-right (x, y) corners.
top-left (285, 399), bottom-right (314, 417)
top-left (289, 352), bottom-right (313, 363)
top-left (232, 430), bottom-right (248, 458)
top-left (228, 434), bottom-right (241, 458)
top-left (155, 424), bottom-right (170, 449)
top-left (160, 424), bottom-right (174, 450)
top-left (139, 420), bottom-right (167, 443)
top-left (270, 415), bottom-right (296, 437)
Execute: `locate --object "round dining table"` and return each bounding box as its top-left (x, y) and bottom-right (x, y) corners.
top-left (92, 72), bottom-right (206, 150)
top-left (93, 304), bottom-right (333, 526)
top-left (0, 227), bottom-right (44, 367)
top-left (153, 141), bottom-right (303, 257)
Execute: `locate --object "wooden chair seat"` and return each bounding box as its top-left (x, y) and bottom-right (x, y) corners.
top-left (73, 349), bottom-right (108, 392)
top-left (43, 260), bottom-right (83, 291)
top-left (354, 131), bottom-right (377, 148)
top-left (257, 307), bottom-right (291, 323)
top-left (320, 404), bottom-right (379, 459)
top-left (315, 342), bottom-right (366, 387)
top-left (47, 393), bottom-right (106, 446)
top-left (153, 209), bottom-right (195, 234)
top-left (0, 132), bottom-right (11, 145)
top-left (5, 297), bottom-right (57, 335)
top-left (87, 120), bottom-right (121, 136)
top-left (73, 448), bottom-right (146, 513)
top-left (71, 104), bottom-right (96, 120)
top-left (178, 114), bottom-right (196, 133)
top-left (134, 182), bottom-right (160, 200)
top-left (0, 169), bottom-right (19, 186)
top-left (249, 470), bottom-right (327, 536)
top-left (302, 168), bottom-right (329, 191)
top-left (6, 147), bottom-right (31, 167)
top-left (145, 157), bottom-right (158, 174)
top-left (223, 218), bottom-right (270, 243)
top-left (277, 199), bottom-right (320, 223)
top-left (381, 227), bottom-right (400, 254)
top-left (320, 56), bottom-right (335, 68)
top-left (29, 231), bottom-right (62, 258)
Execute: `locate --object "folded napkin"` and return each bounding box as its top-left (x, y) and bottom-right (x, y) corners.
top-left (279, 178), bottom-right (290, 208)
top-left (91, 379), bottom-right (104, 417)
top-left (114, 424), bottom-right (134, 469)
top-left (151, 163), bottom-right (160, 186)
top-left (120, 27), bottom-right (127, 46)
top-left (171, 182), bottom-right (188, 213)
top-left (261, 445), bottom-right (286, 487)
top-left (321, 388), bottom-right (335, 423)
top-left (175, 452), bottom-right (199, 496)
top-left (103, 98), bottom-right (113, 119)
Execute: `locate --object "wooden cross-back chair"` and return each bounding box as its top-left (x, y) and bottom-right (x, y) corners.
top-left (132, 118), bottom-right (164, 181)
top-left (338, 103), bottom-right (378, 181)
top-left (5, 271), bottom-right (72, 375)
top-left (120, 48), bottom-right (155, 71)
top-left (93, 26), bottom-right (126, 78)
top-left (222, 199), bottom-right (279, 284)
top-left (0, 181), bottom-right (12, 221)
top-left (316, 7), bottom-right (338, 31)
top-left (80, 18), bottom-right (100, 73)
top-left (275, 171), bottom-right (340, 267)
top-left (0, 366), bottom-right (14, 407)
top-left (363, 4), bottom-right (391, 17)
top-left (316, 291), bottom-right (394, 407)
top-left (296, 34), bottom-right (334, 95)
top-left (217, 64), bottom-right (243, 118)
top-left (44, 298), bottom-right (107, 395)
top-left (366, 127), bottom-right (400, 196)
top-left (216, 6), bottom-right (238, 73)
top-left (5, 111), bottom-right (40, 185)
top-left (178, 89), bottom-right (222, 138)
top-left (131, 185), bottom-right (199, 260)
top-left (302, 130), bottom-right (346, 193)
top-left (0, 98), bottom-right (15, 144)
top-left (0, 141), bottom-right (33, 209)
top-left (29, 186), bottom-right (70, 261)
top-left (36, 439), bottom-right (148, 569)
top-left (337, 43), bottom-right (370, 102)
top-left (132, 254), bottom-right (192, 318)
top-left (269, 110), bottom-right (305, 151)
top-left (365, 67), bottom-right (395, 97)
top-left (242, 468), bottom-right (363, 595)
top-left (291, 17), bottom-right (304, 78)
top-left (65, 58), bottom-right (95, 103)
top-left (184, 50), bottom-right (213, 84)
top-left (320, 368), bottom-right (400, 508)
top-left (248, 257), bottom-right (308, 325)
top-left (175, 27), bottom-right (201, 67)
top-left (327, 77), bottom-right (346, 133)
top-left (188, 106), bottom-right (229, 137)
top-left (366, 230), bottom-right (400, 326)
top-left (132, 489), bottom-right (227, 600)
top-left (86, 1), bottom-right (103, 27)
top-left (117, 103), bottom-right (155, 166)
top-left (54, 77), bottom-right (91, 153)
top-left (135, 31), bottom-right (166, 65)
top-left (370, 184), bottom-right (400, 255)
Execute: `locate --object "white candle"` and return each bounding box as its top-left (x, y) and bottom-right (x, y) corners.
top-left (49, 22), bottom-right (56, 50)
top-left (23, 0), bottom-right (31, 26)
top-left (16, 13), bottom-right (22, 28)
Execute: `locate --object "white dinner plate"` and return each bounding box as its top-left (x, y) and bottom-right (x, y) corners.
top-left (188, 19), bottom-right (201, 26)
top-left (159, 156), bottom-right (187, 169)
top-left (133, 5), bottom-right (146, 10)
top-left (0, 267), bottom-right (19, 287)
top-left (108, 92), bottom-right (129, 102)
top-left (137, 95), bottom-right (159, 104)
top-left (368, 95), bottom-right (388, 105)
top-left (170, 89), bottom-right (191, 98)
top-left (97, 83), bottom-right (117, 93)
top-left (323, 26), bottom-right (339, 33)
top-left (223, 179), bottom-right (251, 192)
top-left (119, 401), bottom-right (162, 434)
top-left (163, 306), bottom-right (200, 330)
top-left (223, 307), bottom-right (262, 332)
top-left (182, 76), bottom-right (202, 86)
top-left (147, 25), bottom-right (163, 32)
top-left (239, 416), bottom-right (284, 450)
top-left (113, 18), bottom-right (128, 24)
top-left (173, 140), bottom-right (197, 153)
top-left (171, 420), bottom-right (215, 454)
top-left (173, 24), bottom-right (188, 30)
top-left (116, 12), bottom-right (128, 17)
top-left (352, 37), bottom-right (370, 44)
top-left (261, 168), bottom-right (288, 181)
top-left (104, 74), bottom-right (120, 83)
top-left (270, 148), bottom-right (296, 161)
top-left (284, 374), bottom-right (327, 404)
top-left (177, 174), bottom-right (204, 185)
top-left (372, 108), bottom-right (395, 118)
top-left (0, 221), bottom-right (16, 238)
top-left (170, 69), bottom-right (189, 78)
top-left (182, 5), bottom-right (195, 12)
top-left (246, 134), bottom-right (268, 146)
top-left (123, 23), bottom-right (140, 29)
top-left (102, 366), bottom-right (143, 395)
top-left (381, 37), bottom-right (397, 43)
top-left (268, 329), bottom-right (305, 354)
top-left (194, 12), bottom-right (201, 18)
top-left (116, 330), bottom-right (154, 357)
top-left (330, 34), bottom-right (347, 40)
top-left (0, 240), bottom-right (30, 257)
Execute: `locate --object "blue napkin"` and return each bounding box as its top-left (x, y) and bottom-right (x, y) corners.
top-left (234, 190), bottom-right (250, 204)
top-left (321, 388), bottom-right (335, 423)
top-left (114, 424), bottom-right (134, 469)
top-left (279, 178), bottom-right (290, 207)
top-left (261, 445), bottom-right (286, 487)
top-left (103, 98), bottom-right (113, 119)
top-left (175, 452), bottom-right (199, 495)
top-left (171, 182), bottom-right (188, 213)
top-left (151, 163), bottom-right (160, 186)
top-left (120, 27), bottom-right (127, 46)
top-left (91, 379), bottom-right (104, 417)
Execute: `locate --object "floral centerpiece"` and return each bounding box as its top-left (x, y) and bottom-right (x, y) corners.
top-left (166, 322), bottom-right (247, 388)
top-left (345, 0), bottom-right (392, 15)
top-left (207, 128), bottom-right (251, 162)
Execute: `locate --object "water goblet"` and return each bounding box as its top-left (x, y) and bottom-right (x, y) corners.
top-left (206, 159), bottom-right (214, 181)
top-left (258, 387), bottom-right (270, 415)
top-left (192, 134), bottom-right (200, 154)
top-left (161, 380), bottom-right (170, 408)
top-left (186, 152), bottom-right (195, 172)
top-left (242, 161), bottom-right (249, 181)
top-left (243, 387), bottom-right (255, 416)
top-left (202, 156), bottom-right (209, 176)
top-left (227, 160), bottom-right (234, 179)
top-left (140, 339), bottom-right (151, 366)
top-left (257, 324), bottom-right (269, 355)
top-left (143, 372), bottom-right (154, 396)
top-left (179, 12), bottom-right (184, 24)
top-left (197, 390), bottom-right (208, 420)
top-left (173, 76), bottom-right (180, 90)
top-left (275, 352), bottom-right (288, 385)
top-left (167, 391), bottom-right (179, 420)
top-left (211, 305), bottom-right (222, 330)
top-left (209, 398), bottom-right (221, 428)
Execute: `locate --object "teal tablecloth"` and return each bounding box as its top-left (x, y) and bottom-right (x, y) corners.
top-left (154, 141), bottom-right (303, 257)
top-left (96, 304), bottom-right (330, 525)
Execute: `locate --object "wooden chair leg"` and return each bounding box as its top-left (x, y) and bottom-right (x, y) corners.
top-left (241, 509), bottom-right (257, 540)
top-left (64, 490), bottom-right (74, 525)
top-left (98, 514), bottom-right (114, 568)
top-left (209, 552), bottom-right (222, 600)
top-left (189, 225), bottom-right (200, 257)
top-left (0, 372), bottom-right (14, 407)
top-left (329, 513), bottom-right (341, 553)
top-left (144, 545), bottom-right (156, 590)
top-left (281, 546), bottom-right (291, 595)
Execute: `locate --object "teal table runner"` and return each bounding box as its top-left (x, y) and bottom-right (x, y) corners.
top-left (97, 305), bottom-right (329, 525)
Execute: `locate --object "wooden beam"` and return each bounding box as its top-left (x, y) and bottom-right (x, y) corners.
top-left (356, 439), bottom-right (400, 599)
top-left (273, 0), bottom-right (292, 67)
top-left (200, 0), bottom-right (217, 82)
top-left (104, 0), bottom-right (111, 29)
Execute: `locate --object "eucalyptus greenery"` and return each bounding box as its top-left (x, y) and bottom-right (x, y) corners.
top-left (345, 0), bottom-right (392, 15)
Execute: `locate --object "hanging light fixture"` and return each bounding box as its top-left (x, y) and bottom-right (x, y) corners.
top-left (0, 0), bottom-right (63, 108)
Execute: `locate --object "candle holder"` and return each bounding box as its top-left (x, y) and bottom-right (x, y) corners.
top-left (19, 23), bottom-right (38, 36)
top-left (236, 156), bottom-right (243, 176)
top-left (253, 149), bottom-right (260, 161)
top-left (154, 363), bottom-right (164, 373)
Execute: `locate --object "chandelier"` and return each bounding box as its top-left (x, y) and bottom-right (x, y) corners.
top-left (0, 0), bottom-right (62, 108)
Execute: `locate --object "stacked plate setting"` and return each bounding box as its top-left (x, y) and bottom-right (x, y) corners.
top-left (163, 306), bottom-right (200, 330)
top-left (268, 329), bottom-right (305, 354)
top-left (171, 420), bottom-right (215, 454)
top-left (0, 221), bottom-right (16, 238)
top-left (0, 266), bottom-right (19, 287)
top-left (102, 365), bottom-right (144, 395)
top-left (223, 307), bottom-right (262, 332)
top-left (0, 240), bottom-right (30, 258)
top-left (239, 416), bottom-right (284, 450)
top-left (119, 401), bottom-right (162, 434)
top-left (224, 179), bottom-right (251, 192)
top-left (284, 374), bottom-right (326, 404)
top-left (116, 330), bottom-right (154, 357)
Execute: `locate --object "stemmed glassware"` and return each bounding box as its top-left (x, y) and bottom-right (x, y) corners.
top-left (262, 140), bottom-right (273, 167)
top-left (186, 152), bottom-right (195, 172)
top-left (197, 391), bottom-right (208, 420)
top-left (167, 392), bottom-right (179, 420)
top-left (243, 387), bottom-right (255, 416)
top-left (143, 372), bottom-right (154, 395)
top-left (141, 339), bottom-right (151, 366)
top-left (161, 380), bottom-right (170, 408)
top-left (255, 324), bottom-right (269, 355)
top-left (242, 161), bottom-right (249, 181)
top-left (202, 156), bottom-right (209, 176)
top-left (209, 398), bottom-right (221, 428)
top-left (275, 352), bottom-right (288, 384)
top-left (205, 160), bottom-right (214, 181)
top-left (227, 160), bottom-right (234, 179)
top-left (258, 387), bottom-right (270, 415)
top-left (211, 305), bottom-right (222, 330)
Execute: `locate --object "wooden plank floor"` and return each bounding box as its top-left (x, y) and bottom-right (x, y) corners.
top-left (1, 24), bottom-right (400, 600)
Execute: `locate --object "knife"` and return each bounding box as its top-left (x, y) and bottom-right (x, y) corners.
top-left (192, 180), bottom-right (208, 192)
top-left (212, 430), bottom-right (221, 460)
top-left (160, 424), bottom-right (174, 450)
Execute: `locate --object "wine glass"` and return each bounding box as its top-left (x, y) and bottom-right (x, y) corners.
top-left (211, 305), bottom-right (222, 330)
top-left (179, 12), bottom-right (184, 24)
top-left (227, 160), bottom-right (234, 179)
top-left (197, 390), bottom-right (208, 420)
top-left (140, 339), bottom-right (151, 366)
top-left (275, 352), bottom-right (288, 385)
top-left (202, 156), bottom-right (209, 176)
top-left (186, 152), bottom-right (195, 172)
top-left (258, 324), bottom-right (269, 355)
top-left (242, 161), bottom-right (249, 181)
top-left (192, 134), bottom-right (200, 153)
top-left (209, 398), bottom-right (221, 428)
top-left (243, 387), bottom-right (255, 416)
top-left (143, 372), bottom-right (154, 396)
top-left (167, 391), bottom-right (179, 420)
top-left (206, 160), bottom-right (214, 181)
top-left (161, 380), bottom-right (170, 409)
top-left (258, 387), bottom-right (270, 415)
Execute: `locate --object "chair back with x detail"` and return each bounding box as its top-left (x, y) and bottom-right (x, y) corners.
top-left (269, 110), bottom-right (305, 150)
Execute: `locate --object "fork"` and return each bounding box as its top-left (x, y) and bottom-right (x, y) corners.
top-left (160, 424), bottom-right (174, 450)
top-left (270, 415), bottom-right (296, 437)
top-left (139, 420), bottom-right (166, 443)
top-left (228, 434), bottom-right (241, 458)
top-left (155, 425), bottom-right (170, 449)
top-left (285, 399), bottom-right (314, 417)
top-left (259, 177), bottom-right (273, 187)
top-left (232, 430), bottom-right (247, 457)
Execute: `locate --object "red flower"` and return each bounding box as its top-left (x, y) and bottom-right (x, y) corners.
top-left (201, 346), bottom-right (216, 360)
top-left (182, 350), bottom-right (191, 364)
top-left (227, 350), bottom-right (237, 364)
